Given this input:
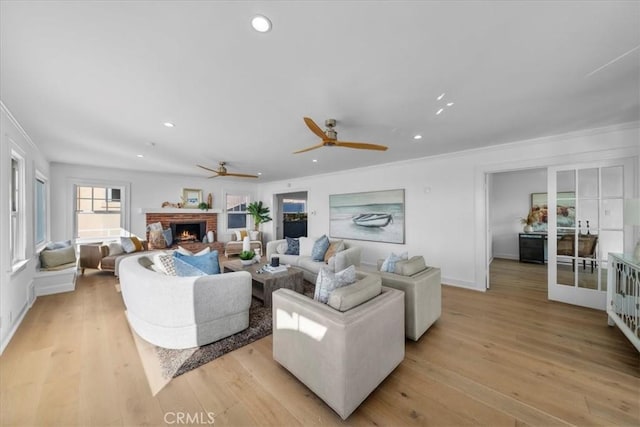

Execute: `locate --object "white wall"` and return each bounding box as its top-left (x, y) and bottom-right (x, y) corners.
top-left (50, 163), bottom-right (258, 242)
top-left (490, 169), bottom-right (546, 260)
top-left (258, 124), bottom-right (639, 291)
top-left (1, 103), bottom-right (50, 353)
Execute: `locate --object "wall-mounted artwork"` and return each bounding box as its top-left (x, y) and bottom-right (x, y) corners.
top-left (531, 192), bottom-right (576, 231)
top-left (329, 189), bottom-right (405, 244)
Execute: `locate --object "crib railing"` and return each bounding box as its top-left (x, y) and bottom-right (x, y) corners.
top-left (607, 253), bottom-right (640, 352)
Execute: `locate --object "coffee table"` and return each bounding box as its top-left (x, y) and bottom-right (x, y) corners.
top-left (223, 260), bottom-right (304, 307)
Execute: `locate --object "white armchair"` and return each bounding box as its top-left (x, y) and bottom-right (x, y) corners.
top-left (272, 277), bottom-right (405, 420)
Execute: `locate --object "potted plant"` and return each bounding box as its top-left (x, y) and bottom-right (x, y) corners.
top-left (247, 201), bottom-right (272, 231)
top-left (239, 250), bottom-right (256, 266)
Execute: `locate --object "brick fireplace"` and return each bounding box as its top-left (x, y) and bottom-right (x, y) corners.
top-left (145, 210), bottom-right (223, 253)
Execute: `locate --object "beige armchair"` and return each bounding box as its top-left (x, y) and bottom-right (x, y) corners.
top-left (272, 278), bottom-right (405, 420)
top-left (224, 231), bottom-right (262, 257)
top-left (375, 256), bottom-right (441, 341)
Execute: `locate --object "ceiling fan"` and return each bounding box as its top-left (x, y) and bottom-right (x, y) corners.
top-left (196, 162), bottom-right (258, 179)
top-left (294, 117), bottom-right (388, 154)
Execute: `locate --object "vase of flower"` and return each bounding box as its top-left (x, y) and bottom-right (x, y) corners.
top-left (523, 224), bottom-right (534, 233)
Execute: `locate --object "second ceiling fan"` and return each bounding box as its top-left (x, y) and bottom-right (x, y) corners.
top-left (294, 117), bottom-right (388, 154)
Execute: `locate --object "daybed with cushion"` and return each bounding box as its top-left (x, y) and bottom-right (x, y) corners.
top-left (272, 271), bottom-right (405, 420)
top-left (375, 255), bottom-right (441, 341)
top-left (79, 236), bottom-right (150, 276)
top-left (266, 236), bottom-right (361, 283)
top-left (118, 252), bottom-right (252, 349)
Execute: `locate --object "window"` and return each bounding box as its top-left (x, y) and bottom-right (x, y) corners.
top-left (226, 194), bottom-right (249, 229)
top-left (75, 185), bottom-right (123, 239)
top-left (35, 174), bottom-right (47, 246)
top-left (10, 152), bottom-right (25, 264)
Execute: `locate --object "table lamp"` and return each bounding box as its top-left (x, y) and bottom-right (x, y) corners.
top-left (624, 198), bottom-right (640, 261)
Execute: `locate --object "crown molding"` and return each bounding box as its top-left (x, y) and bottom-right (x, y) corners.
top-left (0, 100), bottom-right (41, 154)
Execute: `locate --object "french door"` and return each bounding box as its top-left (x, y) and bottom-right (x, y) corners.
top-left (547, 159), bottom-right (633, 310)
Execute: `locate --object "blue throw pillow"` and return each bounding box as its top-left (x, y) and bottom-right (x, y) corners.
top-left (173, 250), bottom-right (220, 275)
top-left (285, 237), bottom-right (299, 255)
top-left (311, 235), bottom-right (330, 261)
top-left (173, 257), bottom-right (206, 277)
top-left (162, 228), bottom-right (173, 246)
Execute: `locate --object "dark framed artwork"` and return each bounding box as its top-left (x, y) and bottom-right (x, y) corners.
top-left (530, 192), bottom-right (576, 231)
top-left (329, 189), bottom-right (405, 244)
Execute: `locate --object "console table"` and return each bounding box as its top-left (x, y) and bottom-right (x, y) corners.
top-left (519, 233), bottom-right (547, 264)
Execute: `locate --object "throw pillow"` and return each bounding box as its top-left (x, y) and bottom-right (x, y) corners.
top-left (299, 237), bottom-right (316, 257)
top-left (131, 236), bottom-right (143, 252)
top-left (40, 246), bottom-right (76, 268)
top-left (276, 242), bottom-right (287, 254)
top-left (158, 254), bottom-right (176, 276)
top-left (380, 251), bottom-right (408, 273)
top-left (173, 250), bottom-right (220, 275)
top-left (324, 240), bottom-right (345, 263)
top-left (108, 242), bottom-right (124, 256)
top-left (311, 235), bottom-right (330, 262)
top-left (45, 240), bottom-right (72, 250)
top-left (314, 265), bottom-right (357, 304)
top-left (148, 229), bottom-right (167, 249)
top-left (147, 221), bottom-right (163, 232)
top-left (234, 229), bottom-right (249, 241)
top-left (176, 246), bottom-right (210, 256)
top-left (162, 228), bottom-right (173, 246)
top-left (284, 237), bottom-right (299, 255)
top-left (120, 237), bottom-right (138, 254)
top-left (173, 257), bottom-right (207, 277)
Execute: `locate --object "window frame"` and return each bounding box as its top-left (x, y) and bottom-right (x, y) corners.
top-left (10, 150), bottom-right (26, 267)
top-left (34, 171), bottom-right (48, 249)
top-left (71, 179), bottom-right (130, 244)
top-left (225, 193), bottom-right (250, 231)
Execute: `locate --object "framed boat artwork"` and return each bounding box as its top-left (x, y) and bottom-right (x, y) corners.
top-left (329, 189), bottom-right (405, 244)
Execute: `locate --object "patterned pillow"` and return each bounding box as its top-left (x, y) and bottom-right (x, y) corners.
top-left (158, 254), bottom-right (176, 276)
top-left (314, 265), bottom-right (357, 304)
top-left (276, 242), bottom-right (287, 254)
top-left (311, 235), bottom-right (330, 261)
top-left (173, 250), bottom-right (220, 275)
top-left (380, 251), bottom-right (408, 273)
top-left (148, 229), bottom-right (166, 249)
top-left (45, 240), bottom-right (72, 250)
top-left (173, 257), bottom-right (206, 277)
top-left (285, 237), bottom-right (299, 255)
top-left (324, 240), bottom-right (345, 263)
top-left (120, 237), bottom-right (138, 253)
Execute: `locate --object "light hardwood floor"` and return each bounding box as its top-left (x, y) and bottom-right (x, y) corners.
top-left (1, 258), bottom-right (638, 426)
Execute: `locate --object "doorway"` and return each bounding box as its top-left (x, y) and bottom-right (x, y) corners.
top-left (274, 191), bottom-right (308, 239)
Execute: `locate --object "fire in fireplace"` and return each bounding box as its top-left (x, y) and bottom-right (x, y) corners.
top-left (171, 221), bottom-right (206, 243)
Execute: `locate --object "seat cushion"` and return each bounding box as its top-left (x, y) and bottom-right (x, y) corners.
top-left (40, 246), bottom-right (76, 268)
top-left (297, 257), bottom-right (325, 274)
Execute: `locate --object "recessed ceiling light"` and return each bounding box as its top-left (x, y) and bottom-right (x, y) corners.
top-left (163, 122), bottom-right (175, 128)
top-left (136, 154), bottom-right (144, 158)
top-left (413, 134), bottom-right (422, 140)
top-left (258, 172), bottom-right (262, 176)
top-left (447, 102), bottom-right (454, 107)
top-left (312, 159), bottom-right (318, 163)
top-left (437, 93), bottom-right (445, 101)
top-left (251, 15), bottom-right (271, 32)
top-left (436, 108), bottom-right (444, 115)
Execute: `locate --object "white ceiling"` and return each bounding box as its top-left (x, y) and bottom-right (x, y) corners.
top-left (1, 1), bottom-right (639, 182)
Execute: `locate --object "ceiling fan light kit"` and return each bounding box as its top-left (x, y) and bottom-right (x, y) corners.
top-left (294, 117), bottom-right (389, 154)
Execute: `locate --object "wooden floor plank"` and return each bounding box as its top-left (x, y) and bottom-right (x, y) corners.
top-left (0, 257), bottom-right (637, 426)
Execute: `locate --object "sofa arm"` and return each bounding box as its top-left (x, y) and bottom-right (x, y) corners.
top-left (266, 239), bottom-right (286, 261)
top-left (331, 246), bottom-right (362, 272)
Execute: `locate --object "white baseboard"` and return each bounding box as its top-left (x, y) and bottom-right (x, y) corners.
top-left (0, 302), bottom-right (28, 355)
top-left (493, 253), bottom-right (519, 261)
top-left (442, 277), bottom-right (485, 292)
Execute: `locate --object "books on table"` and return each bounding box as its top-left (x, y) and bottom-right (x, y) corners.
top-left (263, 265), bottom-right (288, 274)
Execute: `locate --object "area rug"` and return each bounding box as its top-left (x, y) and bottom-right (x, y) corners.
top-left (131, 281), bottom-right (315, 395)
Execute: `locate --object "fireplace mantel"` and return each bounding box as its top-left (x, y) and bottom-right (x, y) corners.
top-left (141, 208), bottom-right (222, 214)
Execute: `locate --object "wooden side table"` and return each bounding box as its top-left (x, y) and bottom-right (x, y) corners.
top-left (79, 243), bottom-right (106, 274)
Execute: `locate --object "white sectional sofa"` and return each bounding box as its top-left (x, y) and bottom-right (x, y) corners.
top-left (119, 253), bottom-right (252, 349)
top-left (266, 237), bottom-right (362, 283)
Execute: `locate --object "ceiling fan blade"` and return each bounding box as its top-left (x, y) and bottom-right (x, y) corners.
top-left (207, 174), bottom-right (220, 178)
top-left (293, 142), bottom-right (326, 154)
top-left (224, 172), bottom-right (259, 178)
top-left (335, 141), bottom-right (388, 151)
top-left (303, 117), bottom-right (327, 140)
top-left (197, 164), bottom-right (219, 173)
